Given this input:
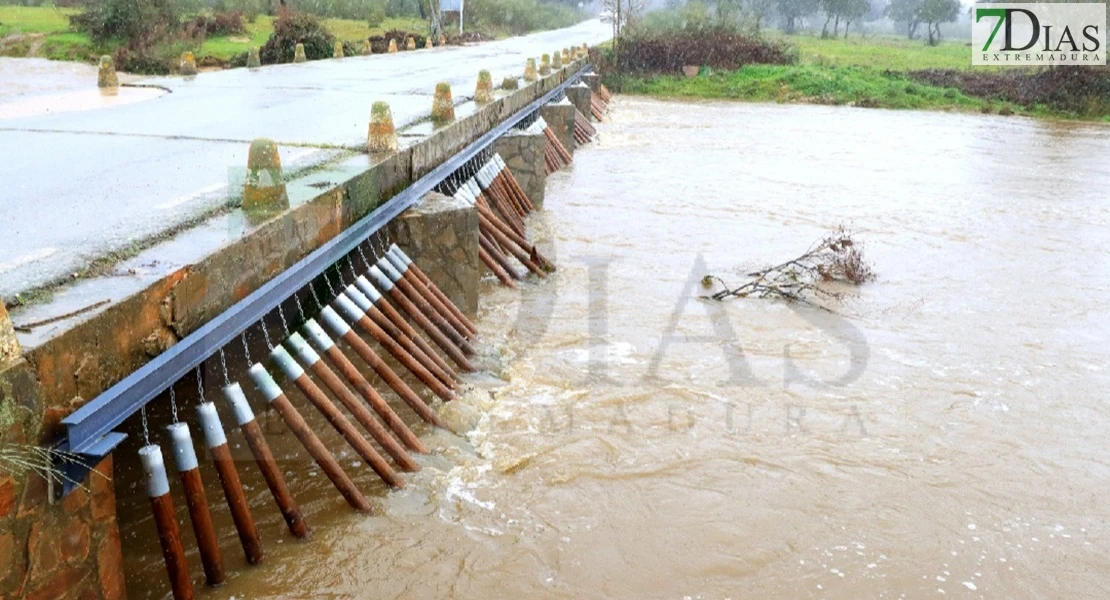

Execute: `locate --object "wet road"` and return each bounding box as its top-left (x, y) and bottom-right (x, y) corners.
top-left (115, 98), bottom-right (1110, 599)
top-left (0, 20), bottom-right (610, 297)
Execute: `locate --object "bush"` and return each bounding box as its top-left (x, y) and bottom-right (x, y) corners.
top-left (612, 22), bottom-right (796, 74)
top-left (366, 0), bottom-right (387, 27)
top-left (260, 9), bottom-right (336, 64)
top-left (70, 0), bottom-right (182, 42)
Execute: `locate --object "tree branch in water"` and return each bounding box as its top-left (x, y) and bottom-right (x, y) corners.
top-left (703, 225), bottom-right (875, 311)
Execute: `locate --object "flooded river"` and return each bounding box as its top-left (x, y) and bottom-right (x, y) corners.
top-left (116, 97), bottom-right (1110, 599)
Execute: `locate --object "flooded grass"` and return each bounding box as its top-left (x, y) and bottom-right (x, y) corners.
top-left (771, 32), bottom-right (975, 71)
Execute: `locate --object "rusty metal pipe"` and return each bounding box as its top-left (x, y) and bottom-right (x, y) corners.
top-left (353, 275), bottom-right (460, 386)
top-left (248, 364), bottom-right (372, 511)
top-left (286, 333), bottom-right (419, 472)
top-left (166, 423), bottom-right (224, 586)
top-left (376, 260), bottom-right (474, 355)
top-left (333, 293), bottom-right (460, 400)
top-left (382, 252), bottom-right (473, 341)
top-left (474, 201), bottom-right (554, 272)
top-left (494, 155), bottom-right (536, 213)
top-left (480, 216), bottom-right (547, 278)
top-left (303, 319), bottom-right (428, 454)
top-left (346, 282), bottom-right (457, 389)
top-left (479, 242), bottom-right (516, 287)
top-left (364, 267), bottom-right (475, 371)
top-left (320, 306), bottom-right (448, 427)
top-left (196, 402), bottom-right (264, 565)
top-left (139, 445), bottom-right (195, 600)
top-left (222, 383), bottom-right (309, 539)
top-left (479, 232), bottom-right (522, 281)
top-left (271, 345), bottom-right (403, 488)
top-left (388, 245), bottom-right (479, 337)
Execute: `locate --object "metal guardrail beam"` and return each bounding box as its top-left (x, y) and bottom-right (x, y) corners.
top-left (56, 63), bottom-right (591, 495)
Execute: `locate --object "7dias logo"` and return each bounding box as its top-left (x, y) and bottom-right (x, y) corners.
top-left (973, 3), bottom-right (1106, 65)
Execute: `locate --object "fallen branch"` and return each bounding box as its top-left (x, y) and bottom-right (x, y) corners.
top-left (703, 226), bottom-right (874, 311)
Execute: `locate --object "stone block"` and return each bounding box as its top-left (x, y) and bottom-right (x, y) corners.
top-left (390, 192), bottom-right (480, 318)
top-left (494, 129), bottom-right (547, 209)
top-left (580, 72), bottom-right (601, 92)
top-left (565, 83), bottom-right (592, 122)
top-left (540, 99), bottom-right (576, 155)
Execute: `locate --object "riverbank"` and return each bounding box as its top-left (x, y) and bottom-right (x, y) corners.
top-left (606, 34), bottom-right (1110, 121)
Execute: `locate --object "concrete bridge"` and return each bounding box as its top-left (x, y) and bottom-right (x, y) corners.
top-left (0, 20), bottom-right (608, 600)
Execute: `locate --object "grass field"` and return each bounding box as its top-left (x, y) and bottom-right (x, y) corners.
top-left (0, 6), bottom-right (425, 63)
top-left (769, 32), bottom-right (974, 71)
top-left (618, 64), bottom-right (990, 112)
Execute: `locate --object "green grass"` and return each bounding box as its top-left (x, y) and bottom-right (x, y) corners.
top-left (769, 32), bottom-right (974, 71)
top-left (619, 64), bottom-right (993, 112)
top-left (0, 6), bottom-right (77, 36)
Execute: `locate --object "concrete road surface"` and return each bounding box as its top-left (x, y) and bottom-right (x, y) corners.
top-left (0, 19), bottom-right (610, 298)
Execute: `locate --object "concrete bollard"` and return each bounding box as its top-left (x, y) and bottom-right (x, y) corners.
top-left (539, 53), bottom-right (551, 76)
top-left (501, 76), bottom-right (519, 90)
top-left (425, 36), bottom-right (434, 49)
top-left (180, 51), bottom-right (198, 76)
top-left (474, 69), bottom-right (494, 104)
top-left (0, 299), bottom-right (20, 366)
top-left (242, 138), bottom-right (289, 222)
top-left (581, 72), bottom-right (601, 92)
top-left (523, 58), bottom-right (538, 82)
top-left (388, 38), bottom-right (398, 53)
top-left (247, 47), bottom-right (261, 69)
top-left (97, 55), bottom-right (119, 89)
top-left (563, 48), bottom-right (571, 64)
top-left (552, 50), bottom-right (562, 69)
top-left (439, 34), bottom-right (446, 46)
top-left (406, 36), bottom-right (416, 50)
top-left (431, 81), bottom-right (455, 126)
top-left (294, 43), bottom-right (306, 63)
top-left (361, 39), bottom-right (372, 55)
top-left (333, 41), bottom-right (344, 58)
top-left (367, 101), bottom-right (398, 152)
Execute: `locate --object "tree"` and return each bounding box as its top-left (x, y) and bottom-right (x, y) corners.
top-left (744, 0), bottom-right (777, 32)
top-left (885, 0), bottom-right (923, 39)
top-left (840, 0), bottom-right (868, 37)
top-left (919, 0), bottom-right (958, 45)
top-left (777, 0), bottom-right (817, 34)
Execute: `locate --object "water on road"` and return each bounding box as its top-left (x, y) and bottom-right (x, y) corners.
top-left (116, 97), bottom-right (1110, 599)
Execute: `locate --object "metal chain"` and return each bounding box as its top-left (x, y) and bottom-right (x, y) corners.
top-left (323, 268), bottom-right (340, 295)
top-left (241, 332), bottom-right (253, 365)
top-left (218, 348), bottom-right (231, 387)
top-left (344, 254), bottom-right (359, 278)
top-left (357, 243), bottom-right (372, 270)
top-left (195, 366), bottom-right (206, 404)
top-left (261, 319), bottom-right (275, 350)
top-left (310, 282), bottom-right (326, 312)
top-left (294, 293), bottom-right (308, 321)
top-left (169, 383), bottom-right (179, 423)
top-left (277, 304), bottom-right (291, 337)
top-left (141, 405), bottom-right (150, 445)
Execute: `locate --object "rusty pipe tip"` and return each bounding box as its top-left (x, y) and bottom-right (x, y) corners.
top-left (97, 55), bottom-right (119, 89)
top-left (166, 422), bottom-right (200, 472)
top-left (333, 41), bottom-right (345, 58)
top-left (294, 43), bottom-right (307, 63)
top-left (195, 402), bottom-right (228, 449)
top-left (388, 39), bottom-right (398, 53)
top-left (222, 382), bottom-right (256, 426)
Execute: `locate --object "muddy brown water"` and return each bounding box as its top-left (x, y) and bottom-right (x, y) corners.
top-left (113, 97), bottom-right (1110, 599)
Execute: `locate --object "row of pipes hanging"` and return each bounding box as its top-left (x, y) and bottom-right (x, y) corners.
top-left (132, 84), bottom-right (613, 599)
